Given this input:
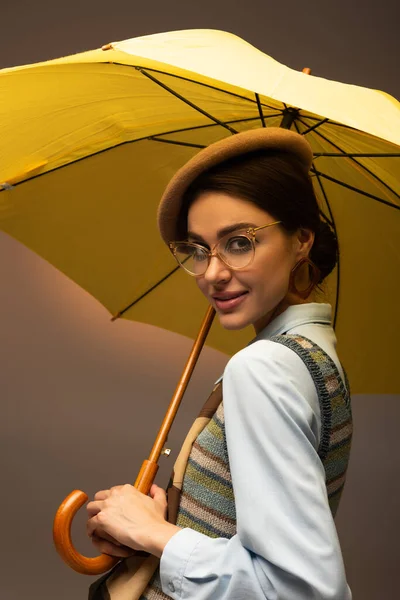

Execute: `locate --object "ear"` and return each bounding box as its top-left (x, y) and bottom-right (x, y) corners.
top-left (295, 228), bottom-right (315, 258)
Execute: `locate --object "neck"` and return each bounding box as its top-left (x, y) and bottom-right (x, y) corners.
top-left (253, 292), bottom-right (316, 335)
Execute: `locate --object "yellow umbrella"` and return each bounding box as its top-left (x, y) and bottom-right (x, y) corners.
top-left (0, 28), bottom-right (399, 394)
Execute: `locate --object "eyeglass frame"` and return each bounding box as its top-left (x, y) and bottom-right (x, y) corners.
top-left (169, 221), bottom-right (282, 277)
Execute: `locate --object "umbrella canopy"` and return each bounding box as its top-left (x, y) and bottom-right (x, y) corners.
top-left (0, 29), bottom-right (399, 394)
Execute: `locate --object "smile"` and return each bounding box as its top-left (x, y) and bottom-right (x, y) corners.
top-left (213, 291), bottom-right (248, 312)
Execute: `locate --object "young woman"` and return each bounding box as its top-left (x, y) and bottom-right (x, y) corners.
top-left (87, 128), bottom-right (353, 599)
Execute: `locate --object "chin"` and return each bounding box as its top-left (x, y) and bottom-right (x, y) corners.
top-left (217, 312), bottom-right (252, 330)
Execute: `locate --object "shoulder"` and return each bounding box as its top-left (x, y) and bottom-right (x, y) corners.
top-left (222, 338), bottom-right (321, 449)
top-left (224, 337), bottom-right (310, 381)
top-left (223, 338), bottom-right (321, 433)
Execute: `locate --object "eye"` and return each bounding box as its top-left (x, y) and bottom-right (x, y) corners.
top-left (174, 243), bottom-right (208, 264)
top-left (192, 246), bottom-right (208, 262)
top-left (224, 236), bottom-right (253, 254)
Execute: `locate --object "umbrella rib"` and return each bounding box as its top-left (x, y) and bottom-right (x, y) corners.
top-left (151, 138), bottom-right (206, 149)
top-left (313, 170), bottom-right (340, 329)
top-left (151, 116), bottom-right (271, 138)
top-left (136, 67), bottom-right (238, 134)
top-left (293, 121), bottom-right (337, 237)
top-left (111, 61), bottom-right (279, 110)
top-left (293, 121), bottom-right (339, 325)
top-left (112, 265), bottom-right (182, 320)
top-left (293, 119), bottom-right (302, 135)
top-left (311, 168), bottom-right (400, 210)
top-left (148, 115), bottom-right (284, 148)
top-left (298, 116), bottom-right (400, 201)
top-left (0, 117), bottom-right (279, 191)
top-left (298, 115), bottom-right (359, 132)
top-left (255, 94), bottom-right (267, 127)
top-left (301, 118), bottom-right (330, 135)
top-left (317, 209), bottom-right (334, 228)
top-left (150, 115), bottom-right (282, 137)
top-left (314, 153), bottom-right (400, 158)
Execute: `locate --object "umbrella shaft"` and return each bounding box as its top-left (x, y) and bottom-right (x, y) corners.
top-left (148, 306), bottom-right (215, 465)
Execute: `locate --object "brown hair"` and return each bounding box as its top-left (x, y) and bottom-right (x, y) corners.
top-left (178, 149), bottom-right (337, 283)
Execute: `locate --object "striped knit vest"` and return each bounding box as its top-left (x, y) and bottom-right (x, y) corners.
top-left (88, 334), bottom-right (353, 600)
top-left (139, 334), bottom-right (353, 599)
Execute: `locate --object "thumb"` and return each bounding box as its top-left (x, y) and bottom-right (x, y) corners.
top-left (150, 484), bottom-right (167, 510)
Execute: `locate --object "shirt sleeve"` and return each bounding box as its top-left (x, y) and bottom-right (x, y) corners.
top-left (159, 340), bottom-right (352, 600)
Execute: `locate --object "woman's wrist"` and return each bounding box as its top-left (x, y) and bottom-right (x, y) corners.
top-left (133, 523), bottom-right (181, 558)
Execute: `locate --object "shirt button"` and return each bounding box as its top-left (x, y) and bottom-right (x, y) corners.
top-left (168, 581), bottom-right (175, 593)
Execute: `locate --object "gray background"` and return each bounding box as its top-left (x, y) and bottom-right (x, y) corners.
top-left (1, 1), bottom-right (399, 598)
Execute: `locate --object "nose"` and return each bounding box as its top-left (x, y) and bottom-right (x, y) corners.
top-left (203, 255), bottom-right (232, 284)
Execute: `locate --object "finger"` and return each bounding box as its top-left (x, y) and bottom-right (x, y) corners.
top-left (109, 484), bottom-right (127, 494)
top-left (150, 484), bottom-right (167, 503)
top-left (93, 489), bottom-right (110, 501)
top-left (86, 500), bottom-right (103, 518)
top-left (91, 528), bottom-right (122, 546)
top-left (150, 483), bottom-right (161, 497)
top-left (87, 510), bottom-right (117, 538)
top-left (87, 515), bottom-right (105, 538)
top-left (93, 485), bottom-right (125, 501)
top-left (91, 534), bottom-right (132, 558)
top-left (150, 485), bottom-right (167, 515)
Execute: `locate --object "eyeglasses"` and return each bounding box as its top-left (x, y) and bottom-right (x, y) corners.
top-left (169, 221), bottom-right (282, 277)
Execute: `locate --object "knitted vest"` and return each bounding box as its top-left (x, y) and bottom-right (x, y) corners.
top-left (138, 334), bottom-right (353, 599)
top-left (89, 334), bottom-right (352, 600)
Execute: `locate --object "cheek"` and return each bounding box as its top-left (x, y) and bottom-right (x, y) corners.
top-left (196, 278), bottom-right (208, 297)
top-left (252, 246), bottom-right (294, 288)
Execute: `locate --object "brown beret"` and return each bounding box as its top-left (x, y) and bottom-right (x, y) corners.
top-left (157, 127), bottom-right (313, 244)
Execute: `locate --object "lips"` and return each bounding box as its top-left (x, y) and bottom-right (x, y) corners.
top-left (212, 291), bottom-right (247, 301)
top-left (212, 291), bottom-right (248, 312)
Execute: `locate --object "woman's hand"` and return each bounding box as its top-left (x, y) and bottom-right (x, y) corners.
top-left (87, 483), bottom-right (180, 558)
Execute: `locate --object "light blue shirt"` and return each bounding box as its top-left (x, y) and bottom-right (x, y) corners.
top-left (160, 303), bottom-right (352, 599)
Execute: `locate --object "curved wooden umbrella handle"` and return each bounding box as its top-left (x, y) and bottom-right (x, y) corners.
top-left (53, 489), bottom-right (118, 574)
top-left (53, 459), bottom-right (159, 574)
top-left (53, 307), bottom-right (215, 575)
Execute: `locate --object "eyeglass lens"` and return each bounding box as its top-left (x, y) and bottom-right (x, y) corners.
top-left (174, 232), bottom-right (254, 275)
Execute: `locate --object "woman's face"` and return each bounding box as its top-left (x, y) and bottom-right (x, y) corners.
top-left (187, 191), bottom-right (312, 332)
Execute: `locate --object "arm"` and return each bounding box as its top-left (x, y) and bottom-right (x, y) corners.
top-left (160, 341), bottom-right (351, 599)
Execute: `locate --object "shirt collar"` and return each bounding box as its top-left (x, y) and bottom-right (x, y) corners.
top-left (253, 302), bottom-right (332, 342)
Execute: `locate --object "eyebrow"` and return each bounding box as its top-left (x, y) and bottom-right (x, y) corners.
top-left (187, 222), bottom-right (258, 243)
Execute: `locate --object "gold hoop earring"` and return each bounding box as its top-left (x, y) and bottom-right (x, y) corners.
top-left (289, 257), bottom-right (321, 299)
